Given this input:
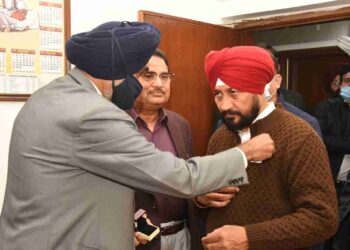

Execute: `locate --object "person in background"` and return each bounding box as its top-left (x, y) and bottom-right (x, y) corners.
top-left (315, 65), bottom-right (350, 250)
top-left (314, 66), bottom-right (342, 122)
top-left (196, 46), bottom-right (338, 250)
top-left (328, 74), bottom-right (341, 99)
top-left (0, 22), bottom-right (275, 250)
top-left (125, 49), bottom-right (198, 250)
top-left (314, 68), bottom-right (342, 131)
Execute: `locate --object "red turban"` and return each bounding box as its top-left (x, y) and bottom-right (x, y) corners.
top-left (204, 46), bottom-right (275, 94)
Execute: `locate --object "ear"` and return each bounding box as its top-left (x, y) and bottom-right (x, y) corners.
top-left (273, 74), bottom-right (282, 89)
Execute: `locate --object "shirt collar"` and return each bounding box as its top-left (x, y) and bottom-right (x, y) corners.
top-left (252, 102), bottom-right (276, 124)
top-left (130, 107), bottom-right (139, 120)
top-left (130, 107), bottom-right (168, 124)
top-left (237, 102), bottom-right (276, 143)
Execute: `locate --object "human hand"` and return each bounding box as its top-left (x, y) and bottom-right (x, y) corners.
top-left (134, 213), bottom-right (157, 246)
top-left (134, 231), bottom-right (148, 246)
top-left (10, 9), bottom-right (27, 21)
top-left (238, 133), bottom-right (275, 161)
top-left (195, 187), bottom-right (239, 208)
top-left (202, 225), bottom-right (248, 250)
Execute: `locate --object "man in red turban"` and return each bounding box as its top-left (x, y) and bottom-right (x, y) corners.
top-left (195, 46), bottom-right (338, 250)
top-left (205, 46), bottom-right (274, 131)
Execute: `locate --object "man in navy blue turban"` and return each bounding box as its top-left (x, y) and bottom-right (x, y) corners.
top-left (66, 21), bottom-right (161, 109)
top-left (0, 21), bottom-right (275, 250)
top-left (66, 21), bottom-right (160, 80)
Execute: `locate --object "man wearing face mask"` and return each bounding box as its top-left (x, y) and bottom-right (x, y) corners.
top-left (0, 22), bottom-right (276, 250)
top-left (314, 65), bottom-right (350, 250)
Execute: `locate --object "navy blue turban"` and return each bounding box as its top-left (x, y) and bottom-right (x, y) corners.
top-left (66, 21), bottom-right (160, 80)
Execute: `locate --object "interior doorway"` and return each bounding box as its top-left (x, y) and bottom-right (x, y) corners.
top-left (235, 7), bottom-right (350, 113)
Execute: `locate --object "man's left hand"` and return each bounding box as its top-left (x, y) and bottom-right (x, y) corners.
top-left (201, 225), bottom-right (249, 250)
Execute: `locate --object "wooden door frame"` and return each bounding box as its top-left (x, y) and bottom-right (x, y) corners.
top-left (234, 5), bottom-right (350, 46)
top-left (233, 5), bottom-right (350, 31)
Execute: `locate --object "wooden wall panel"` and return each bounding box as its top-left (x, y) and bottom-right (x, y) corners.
top-left (240, 31), bottom-right (255, 45)
top-left (139, 11), bottom-right (240, 156)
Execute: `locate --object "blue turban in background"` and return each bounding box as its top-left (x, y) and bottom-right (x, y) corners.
top-left (66, 21), bottom-right (160, 80)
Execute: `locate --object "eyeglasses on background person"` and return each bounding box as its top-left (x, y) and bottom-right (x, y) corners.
top-left (140, 70), bottom-right (175, 84)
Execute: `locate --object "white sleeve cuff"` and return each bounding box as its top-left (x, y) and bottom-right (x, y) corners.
top-left (235, 147), bottom-right (248, 168)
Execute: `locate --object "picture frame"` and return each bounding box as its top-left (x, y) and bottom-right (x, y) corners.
top-left (0, 0), bottom-right (70, 101)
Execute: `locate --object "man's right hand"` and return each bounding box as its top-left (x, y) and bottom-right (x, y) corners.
top-left (238, 133), bottom-right (275, 162)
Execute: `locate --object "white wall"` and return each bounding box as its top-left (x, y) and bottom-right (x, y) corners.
top-left (70, 0), bottom-right (224, 34)
top-left (1, 0), bottom-right (348, 212)
top-left (70, 0), bottom-right (344, 34)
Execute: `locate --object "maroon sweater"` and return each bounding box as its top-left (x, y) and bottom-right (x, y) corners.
top-left (206, 107), bottom-right (338, 250)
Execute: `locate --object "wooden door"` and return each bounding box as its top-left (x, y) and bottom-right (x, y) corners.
top-left (139, 11), bottom-right (241, 156)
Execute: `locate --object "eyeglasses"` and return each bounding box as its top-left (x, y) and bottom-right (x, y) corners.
top-left (332, 80), bottom-right (340, 86)
top-left (140, 71), bottom-right (175, 84)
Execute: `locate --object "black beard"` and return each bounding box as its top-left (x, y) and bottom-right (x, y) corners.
top-left (220, 97), bottom-right (260, 131)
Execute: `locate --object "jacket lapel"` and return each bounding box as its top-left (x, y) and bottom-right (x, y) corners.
top-left (167, 110), bottom-right (188, 159)
top-left (126, 108), bottom-right (189, 159)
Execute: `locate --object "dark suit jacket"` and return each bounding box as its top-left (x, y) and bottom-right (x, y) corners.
top-left (314, 97), bottom-right (350, 250)
top-left (314, 97), bottom-right (350, 179)
top-left (279, 88), bottom-right (305, 111)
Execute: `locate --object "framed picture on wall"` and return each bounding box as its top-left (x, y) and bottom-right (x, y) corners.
top-left (0, 0), bottom-right (70, 101)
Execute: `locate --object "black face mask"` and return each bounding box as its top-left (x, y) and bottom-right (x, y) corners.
top-left (111, 74), bottom-right (143, 110)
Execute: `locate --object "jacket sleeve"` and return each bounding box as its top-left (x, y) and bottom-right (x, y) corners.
top-left (309, 117), bottom-right (322, 139)
top-left (69, 105), bottom-right (248, 198)
top-left (244, 133), bottom-right (339, 250)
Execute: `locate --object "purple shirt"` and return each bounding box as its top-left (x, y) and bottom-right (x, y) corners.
top-left (130, 108), bottom-right (187, 226)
